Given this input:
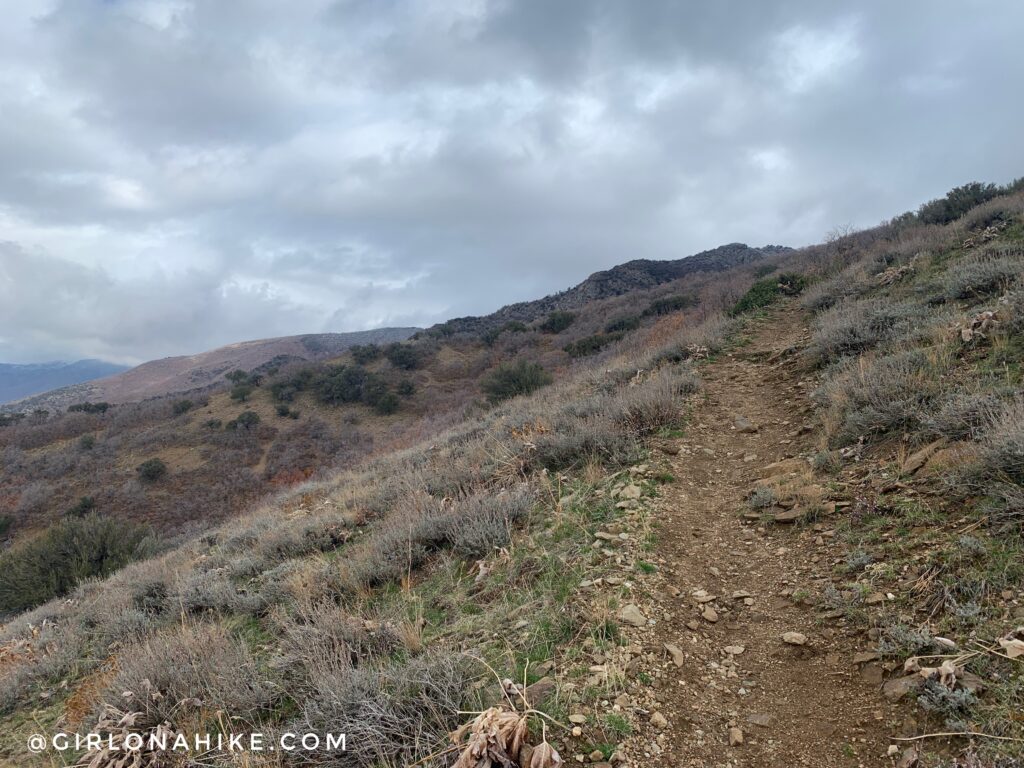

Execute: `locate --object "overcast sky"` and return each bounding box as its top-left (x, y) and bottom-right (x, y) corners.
top-left (1, 1), bottom-right (1022, 364)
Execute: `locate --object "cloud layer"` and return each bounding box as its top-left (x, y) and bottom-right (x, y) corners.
top-left (2, 0), bottom-right (1023, 363)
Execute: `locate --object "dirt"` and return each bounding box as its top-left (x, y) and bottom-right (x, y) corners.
top-left (624, 305), bottom-right (903, 766)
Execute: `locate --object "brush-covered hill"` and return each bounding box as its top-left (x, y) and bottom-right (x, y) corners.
top-left (1, 328), bottom-right (418, 413)
top-left (0, 241), bottom-right (773, 549)
top-left (1, 179), bottom-right (1023, 767)
top-left (0, 360), bottom-right (128, 405)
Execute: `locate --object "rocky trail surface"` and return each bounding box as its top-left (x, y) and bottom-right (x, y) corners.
top-left (618, 306), bottom-right (902, 767)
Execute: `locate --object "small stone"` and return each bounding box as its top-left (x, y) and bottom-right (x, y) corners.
top-left (686, 620), bottom-right (701, 632)
top-left (589, 750), bottom-right (605, 761)
top-left (734, 415), bottom-right (758, 434)
top-left (782, 632), bottom-right (807, 646)
top-left (650, 712), bottom-right (668, 729)
top-left (569, 714), bottom-right (587, 724)
top-left (702, 606), bottom-right (719, 623)
top-left (620, 484), bottom-right (642, 500)
top-left (728, 727), bottom-right (744, 746)
top-left (572, 726), bottom-right (583, 737)
top-left (664, 643), bottom-right (685, 667)
top-left (618, 604), bottom-right (648, 628)
top-left (745, 713), bottom-right (772, 728)
top-left (724, 645), bottom-right (745, 656)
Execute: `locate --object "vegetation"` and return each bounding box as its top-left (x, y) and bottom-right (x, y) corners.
top-left (730, 272), bottom-right (807, 315)
top-left (480, 360), bottom-right (553, 402)
top-left (0, 513), bottom-right (150, 614)
top-left (538, 310), bottom-right (576, 334)
top-left (136, 458), bottom-right (168, 483)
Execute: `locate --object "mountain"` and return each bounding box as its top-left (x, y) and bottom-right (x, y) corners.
top-left (0, 360), bottom-right (128, 405)
top-left (1, 328), bottom-right (418, 412)
top-left (432, 242), bottom-right (790, 335)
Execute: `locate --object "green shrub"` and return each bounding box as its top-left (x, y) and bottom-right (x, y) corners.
top-left (604, 315), bottom-right (641, 333)
top-left (136, 458), bottom-right (168, 483)
top-left (396, 379), bottom-right (416, 397)
top-left (564, 332), bottom-right (624, 358)
top-left (78, 434), bottom-right (96, 450)
top-left (643, 294), bottom-right (696, 317)
top-left (350, 343), bottom-right (381, 365)
top-left (481, 361), bottom-right (553, 403)
top-left (538, 311), bottom-right (576, 334)
top-left (205, 418), bottom-right (223, 429)
top-left (68, 401), bottom-right (110, 414)
top-left (227, 410), bottom-right (261, 431)
top-left (918, 182), bottom-right (999, 225)
top-left (373, 392), bottom-right (401, 415)
top-left (276, 404), bottom-right (293, 418)
top-left (0, 413), bottom-right (26, 428)
top-left (230, 383), bottom-right (254, 402)
top-left (384, 343), bottom-right (422, 370)
top-left (172, 399), bottom-right (194, 416)
top-left (66, 496), bottom-right (96, 517)
top-left (731, 273), bottom-right (807, 315)
top-left (0, 513), bottom-right (150, 614)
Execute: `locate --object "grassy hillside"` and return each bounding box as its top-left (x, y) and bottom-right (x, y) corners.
top-left (0, 179), bottom-right (1022, 766)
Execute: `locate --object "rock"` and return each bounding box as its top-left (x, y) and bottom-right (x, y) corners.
top-left (650, 712), bottom-right (668, 729)
top-left (728, 727), bottom-right (744, 746)
top-left (734, 415), bottom-right (758, 434)
top-left (618, 604), bottom-right (648, 627)
top-left (772, 507), bottom-right (806, 524)
top-left (852, 652), bottom-right (880, 665)
top-left (724, 645), bottom-right (745, 656)
top-left (525, 676), bottom-right (556, 705)
top-left (864, 592), bottom-right (886, 605)
top-left (589, 750), bottom-right (605, 761)
top-left (902, 439), bottom-right (947, 475)
top-left (620, 484), bottom-right (642, 500)
top-left (664, 643), bottom-right (685, 667)
top-left (782, 632), bottom-right (807, 646)
top-left (745, 713), bottom-right (772, 728)
top-left (657, 442), bottom-right (681, 456)
top-left (701, 606), bottom-right (719, 623)
top-left (861, 663), bottom-right (884, 686)
top-left (730, 590), bottom-right (753, 599)
top-left (883, 675), bottom-right (924, 701)
top-left (685, 620), bottom-right (701, 632)
top-left (569, 713), bottom-right (588, 724)
top-left (571, 726), bottom-right (582, 737)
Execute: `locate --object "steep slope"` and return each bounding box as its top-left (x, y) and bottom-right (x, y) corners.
top-left (0, 360), bottom-right (127, 404)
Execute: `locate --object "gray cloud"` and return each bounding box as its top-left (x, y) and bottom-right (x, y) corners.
top-left (1, 0), bottom-right (1022, 363)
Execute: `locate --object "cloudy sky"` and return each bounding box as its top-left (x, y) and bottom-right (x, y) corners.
top-left (1, 1), bottom-right (1022, 364)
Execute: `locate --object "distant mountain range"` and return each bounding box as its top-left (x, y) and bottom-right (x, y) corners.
top-left (0, 360), bottom-right (129, 405)
top-left (1, 328), bottom-right (418, 412)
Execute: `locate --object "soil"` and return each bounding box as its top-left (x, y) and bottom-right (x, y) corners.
top-left (624, 305), bottom-right (903, 767)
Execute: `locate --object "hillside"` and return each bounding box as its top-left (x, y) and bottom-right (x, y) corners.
top-left (0, 360), bottom-right (127, 405)
top-left (1, 181), bottom-right (1023, 767)
top-left (431, 243), bottom-right (789, 335)
top-left (1, 328), bottom-right (418, 413)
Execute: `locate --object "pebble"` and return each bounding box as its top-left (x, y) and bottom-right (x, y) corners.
top-left (664, 643), bottom-right (685, 667)
top-left (650, 712), bottom-right (668, 729)
top-left (701, 606), bottom-right (719, 623)
top-left (618, 604), bottom-right (648, 628)
top-left (782, 632), bottom-right (808, 646)
top-left (728, 727), bottom-right (744, 746)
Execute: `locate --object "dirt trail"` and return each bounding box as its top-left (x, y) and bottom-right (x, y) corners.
top-left (632, 305), bottom-right (898, 766)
